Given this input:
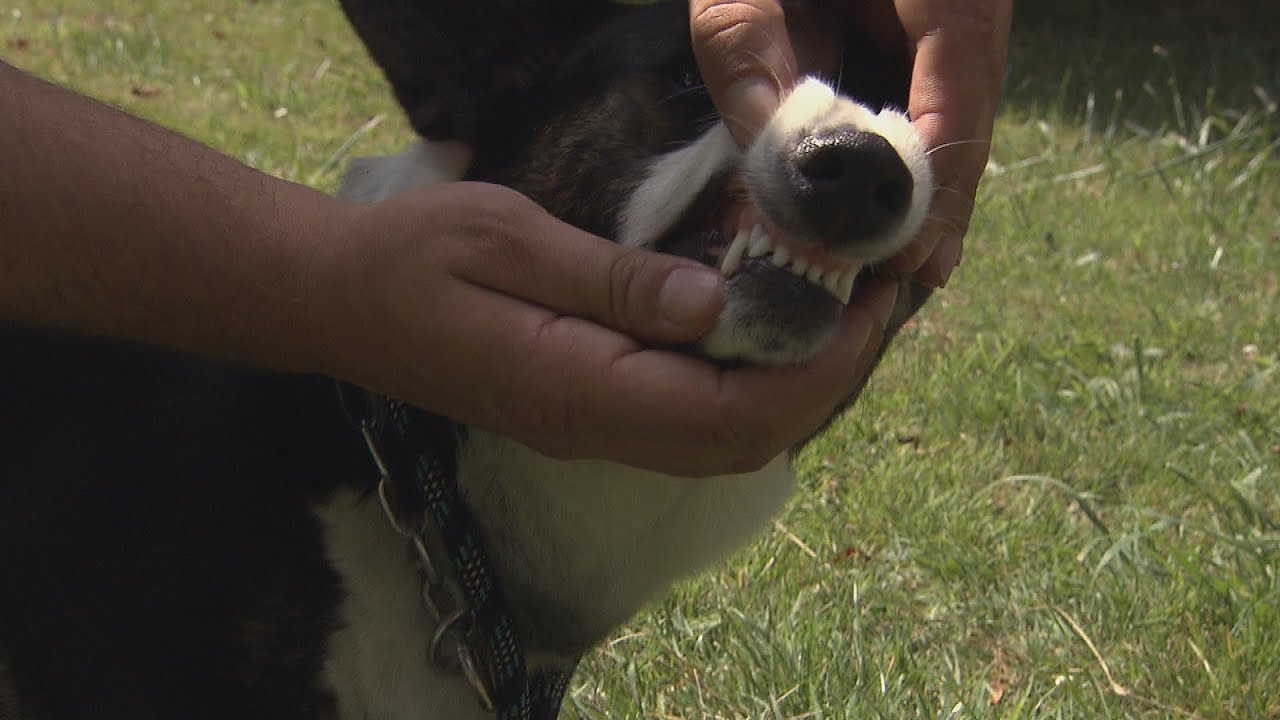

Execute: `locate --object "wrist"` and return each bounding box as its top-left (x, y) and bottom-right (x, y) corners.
top-left (290, 193), bottom-right (376, 383)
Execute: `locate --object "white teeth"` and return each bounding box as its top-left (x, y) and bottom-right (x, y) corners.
top-left (747, 225), bottom-right (772, 257)
top-left (822, 272), bottom-right (842, 297)
top-left (769, 245), bottom-right (790, 267)
top-left (719, 228), bottom-right (749, 276)
top-left (724, 224), bottom-right (860, 304)
top-left (836, 272), bottom-right (856, 305)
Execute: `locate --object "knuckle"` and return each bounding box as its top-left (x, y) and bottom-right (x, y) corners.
top-left (605, 251), bottom-right (646, 331)
top-left (463, 219), bottom-right (531, 279)
top-left (691, 1), bottom-right (786, 75)
top-left (706, 383), bottom-right (780, 473)
top-left (926, 0), bottom-right (1001, 35)
top-left (451, 189), bottom-right (541, 274)
top-left (481, 315), bottom-right (578, 443)
top-left (691, 1), bottom-right (785, 40)
top-left (930, 1), bottom-right (1010, 86)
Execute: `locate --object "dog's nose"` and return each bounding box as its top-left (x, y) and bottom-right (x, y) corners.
top-left (788, 128), bottom-right (914, 244)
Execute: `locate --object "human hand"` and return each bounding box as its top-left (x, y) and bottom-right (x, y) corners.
top-left (309, 182), bottom-right (898, 476)
top-left (689, 0), bottom-right (1013, 288)
top-left (885, 0), bottom-right (1013, 287)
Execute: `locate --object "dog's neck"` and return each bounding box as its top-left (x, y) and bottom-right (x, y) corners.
top-left (317, 488), bottom-right (494, 720)
top-left (315, 429), bottom-right (793, 719)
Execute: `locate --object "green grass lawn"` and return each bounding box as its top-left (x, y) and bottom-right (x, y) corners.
top-left (4, 1), bottom-right (1277, 717)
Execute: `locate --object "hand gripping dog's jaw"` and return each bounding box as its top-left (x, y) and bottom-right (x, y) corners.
top-left (618, 77), bottom-right (934, 367)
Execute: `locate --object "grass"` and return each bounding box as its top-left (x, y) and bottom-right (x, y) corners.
top-left (4, 1), bottom-right (1278, 717)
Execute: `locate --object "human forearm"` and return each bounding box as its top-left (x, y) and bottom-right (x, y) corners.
top-left (0, 60), bottom-right (351, 372)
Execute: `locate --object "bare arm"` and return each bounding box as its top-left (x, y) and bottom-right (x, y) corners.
top-left (0, 60), bottom-right (340, 372)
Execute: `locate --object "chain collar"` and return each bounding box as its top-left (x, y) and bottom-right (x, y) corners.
top-left (338, 384), bottom-right (577, 719)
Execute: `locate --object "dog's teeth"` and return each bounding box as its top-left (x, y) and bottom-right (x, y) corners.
top-left (747, 225), bottom-right (772, 257)
top-left (789, 257), bottom-right (809, 276)
top-left (770, 245), bottom-right (791, 267)
top-left (822, 270), bottom-right (843, 299)
top-left (836, 272), bottom-right (856, 305)
top-left (806, 265), bottom-right (825, 285)
top-left (720, 228), bottom-right (750, 276)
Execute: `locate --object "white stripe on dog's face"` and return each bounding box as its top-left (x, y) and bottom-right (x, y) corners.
top-left (616, 124), bottom-right (738, 249)
top-left (617, 77), bottom-right (933, 366)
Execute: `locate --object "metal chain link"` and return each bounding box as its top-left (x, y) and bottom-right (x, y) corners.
top-left (363, 421), bottom-right (497, 712)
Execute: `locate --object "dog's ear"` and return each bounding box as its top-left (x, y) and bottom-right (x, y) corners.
top-left (339, 0), bottom-right (614, 142)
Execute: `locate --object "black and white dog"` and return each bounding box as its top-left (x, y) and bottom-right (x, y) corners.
top-left (0, 1), bottom-right (934, 718)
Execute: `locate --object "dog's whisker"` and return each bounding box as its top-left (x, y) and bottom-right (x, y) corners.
top-left (660, 84), bottom-right (710, 104)
top-left (925, 139), bottom-right (991, 157)
top-left (931, 185), bottom-right (970, 199)
top-left (735, 48), bottom-right (788, 99)
top-left (922, 214), bottom-right (966, 233)
top-left (834, 45), bottom-right (846, 94)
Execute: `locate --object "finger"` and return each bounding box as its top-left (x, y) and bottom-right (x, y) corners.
top-left (891, 0), bottom-right (1012, 284)
top-left (592, 276), bottom-right (898, 475)
top-left (689, 0), bottom-right (798, 145)
top-left (433, 182), bottom-right (726, 344)
top-left (916, 220), bottom-right (963, 286)
top-left (436, 275), bottom-right (896, 476)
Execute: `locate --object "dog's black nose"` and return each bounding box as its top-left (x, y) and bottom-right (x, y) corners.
top-left (788, 128), bottom-right (914, 244)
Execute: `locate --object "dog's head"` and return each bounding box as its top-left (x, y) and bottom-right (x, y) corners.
top-left (342, 0), bottom-right (934, 367)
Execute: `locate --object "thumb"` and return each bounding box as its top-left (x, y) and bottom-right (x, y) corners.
top-left (597, 250), bottom-right (727, 342)
top-left (690, 0), bottom-right (796, 146)
top-left (444, 183), bottom-right (725, 344)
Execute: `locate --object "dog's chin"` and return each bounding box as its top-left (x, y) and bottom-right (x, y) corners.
top-left (698, 263), bottom-right (844, 367)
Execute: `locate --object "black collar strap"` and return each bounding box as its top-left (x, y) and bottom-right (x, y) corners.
top-left (338, 384), bottom-right (577, 719)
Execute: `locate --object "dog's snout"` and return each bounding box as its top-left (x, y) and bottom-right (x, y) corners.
top-left (789, 129), bottom-right (914, 243)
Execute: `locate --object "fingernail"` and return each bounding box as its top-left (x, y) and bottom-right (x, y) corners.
top-left (722, 79), bottom-right (779, 145)
top-left (893, 230), bottom-right (939, 273)
top-left (660, 266), bottom-right (723, 329)
top-left (928, 235), bottom-right (963, 288)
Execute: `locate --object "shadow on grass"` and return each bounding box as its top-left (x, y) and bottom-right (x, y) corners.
top-left (1007, 1), bottom-right (1280, 133)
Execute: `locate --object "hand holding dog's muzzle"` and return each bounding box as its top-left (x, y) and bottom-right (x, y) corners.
top-left (312, 181), bottom-right (895, 477)
top-left (691, 0), bottom-right (1013, 290)
top-left (883, 0), bottom-right (1013, 287)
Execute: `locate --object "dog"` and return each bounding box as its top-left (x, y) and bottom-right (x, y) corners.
top-left (0, 1), bottom-right (934, 718)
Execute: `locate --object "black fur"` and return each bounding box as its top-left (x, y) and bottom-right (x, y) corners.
top-left (0, 327), bottom-right (364, 718)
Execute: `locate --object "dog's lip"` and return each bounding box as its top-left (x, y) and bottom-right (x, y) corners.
top-left (719, 205), bottom-right (860, 273)
top-left (652, 170), bottom-right (861, 304)
top-left (715, 196), bottom-right (863, 305)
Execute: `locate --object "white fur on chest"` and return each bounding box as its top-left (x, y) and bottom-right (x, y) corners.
top-left (316, 446), bottom-right (792, 720)
top-left (317, 489), bottom-right (492, 720)
top-left (459, 432), bottom-right (794, 659)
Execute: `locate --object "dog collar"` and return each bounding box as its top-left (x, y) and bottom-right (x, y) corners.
top-left (338, 384), bottom-right (578, 719)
